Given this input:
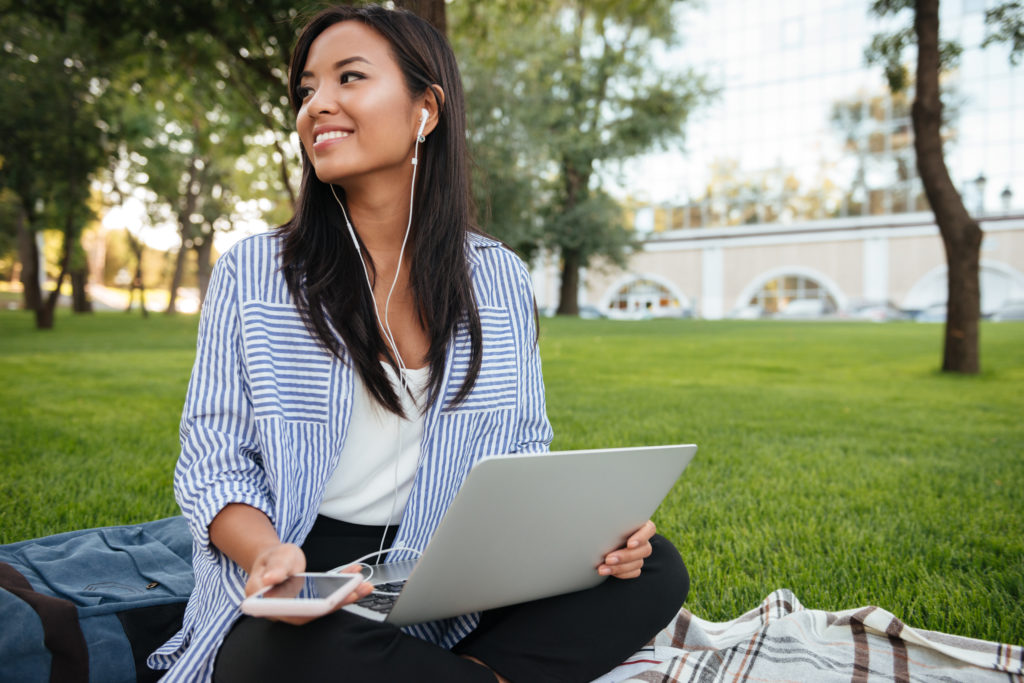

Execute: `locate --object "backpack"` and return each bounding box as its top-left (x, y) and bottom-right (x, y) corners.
top-left (0, 516), bottom-right (193, 683)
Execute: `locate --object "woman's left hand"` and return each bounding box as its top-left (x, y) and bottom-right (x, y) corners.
top-left (598, 520), bottom-right (656, 579)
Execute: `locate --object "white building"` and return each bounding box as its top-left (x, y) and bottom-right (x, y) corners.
top-left (535, 212), bottom-right (1024, 319)
top-left (535, 0), bottom-right (1024, 319)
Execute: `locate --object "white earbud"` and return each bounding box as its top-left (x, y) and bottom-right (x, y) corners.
top-left (416, 108), bottom-right (429, 142)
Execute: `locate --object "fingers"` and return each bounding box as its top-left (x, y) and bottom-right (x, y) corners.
top-left (245, 543), bottom-right (306, 597)
top-left (271, 580), bottom-right (373, 626)
top-left (599, 556), bottom-right (646, 577)
top-left (336, 564), bottom-right (366, 577)
top-left (628, 520), bottom-right (657, 548)
top-left (598, 548), bottom-right (650, 578)
top-left (598, 520), bottom-right (656, 579)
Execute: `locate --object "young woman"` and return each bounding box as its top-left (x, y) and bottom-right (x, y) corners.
top-left (149, 6), bottom-right (688, 682)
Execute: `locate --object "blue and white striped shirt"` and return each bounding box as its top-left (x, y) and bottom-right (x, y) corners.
top-left (149, 231), bottom-right (553, 681)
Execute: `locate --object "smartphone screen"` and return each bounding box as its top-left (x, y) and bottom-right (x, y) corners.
top-left (253, 574), bottom-right (360, 601)
top-left (241, 572), bottom-right (365, 617)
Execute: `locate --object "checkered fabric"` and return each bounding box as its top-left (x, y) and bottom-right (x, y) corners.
top-left (595, 589), bottom-right (1023, 683)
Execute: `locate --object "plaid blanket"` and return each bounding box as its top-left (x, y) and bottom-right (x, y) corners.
top-left (595, 589), bottom-right (1024, 682)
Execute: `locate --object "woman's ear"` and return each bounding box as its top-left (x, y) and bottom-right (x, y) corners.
top-left (419, 85), bottom-right (445, 138)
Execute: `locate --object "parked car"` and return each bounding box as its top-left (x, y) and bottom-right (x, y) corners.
top-left (727, 304), bottom-right (764, 319)
top-left (775, 299), bottom-right (826, 319)
top-left (841, 300), bottom-right (911, 322)
top-left (992, 300), bottom-right (1024, 322)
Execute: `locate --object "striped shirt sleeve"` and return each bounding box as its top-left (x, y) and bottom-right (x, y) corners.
top-left (174, 248), bottom-right (275, 555)
top-left (507, 251), bottom-right (553, 453)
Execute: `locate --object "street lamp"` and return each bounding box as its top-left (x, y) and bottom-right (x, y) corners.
top-left (1001, 185), bottom-right (1013, 214)
top-left (974, 173), bottom-right (987, 215)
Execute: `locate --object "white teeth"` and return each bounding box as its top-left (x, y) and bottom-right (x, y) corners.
top-left (315, 130), bottom-right (350, 144)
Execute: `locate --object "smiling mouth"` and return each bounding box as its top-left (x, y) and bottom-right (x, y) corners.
top-left (315, 130), bottom-right (350, 144)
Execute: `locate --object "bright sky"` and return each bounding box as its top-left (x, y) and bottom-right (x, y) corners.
top-left (608, 0), bottom-right (1024, 211)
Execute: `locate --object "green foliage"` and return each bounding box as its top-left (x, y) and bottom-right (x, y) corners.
top-left (2, 311), bottom-right (1022, 643)
top-left (0, 188), bottom-right (19, 265)
top-left (452, 1), bottom-right (712, 308)
top-left (0, 11), bottom-right (102, 232)
top-left (542, 191), bottom-right (635, 268)
top-left (2, 1), bottom-right (712, 314)
top-left (98, 229), bottom-right (173, 289)
top-left (865, 26), bottom-right (916, 92)
top-left (864, 6), bottom-right (963, 94)
top-left (983, 1), bottom-right (1024, 65)
top-left (1, 0), bottom-right (322, 310)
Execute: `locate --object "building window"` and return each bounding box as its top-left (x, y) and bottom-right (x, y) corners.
top-left (606, 277), bottom-right (685, 318)
top-left (748, 274), bottom-right (838, 314)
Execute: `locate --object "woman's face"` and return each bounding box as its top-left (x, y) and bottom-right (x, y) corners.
top-left (296, 21), bottom-right (424, 190)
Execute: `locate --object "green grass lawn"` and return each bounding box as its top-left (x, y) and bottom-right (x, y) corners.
top-left (1, 309), bottom-right (1022, 645)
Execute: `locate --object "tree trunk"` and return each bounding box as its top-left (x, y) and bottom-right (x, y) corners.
top-left (556, 161), bottom-right (587, 316)
top-left (127, 274), bottom-right (149, 317)
top-left (394, 0), bottom-right (447, 34)
top-left (557, 248), bottom-right (581, 315)
top-left (136, 271), bottom-right (148, 318)
top-left (35, 303), bottom-right (55, 328)
top-left (38, 232), bottom-right (71, 330)
top-left (166, 154), bottom-right (201, 315)
top-left (913, 0), bottom-right (981, 373)
top-left (194, 235), bottom-right (214, 308)
top-left (125, 234), bottom-right (148, 317)
top-left (165, 243), bottom-right (188, 315)
top-left (16, 204), bottom-right (43, 312)
top-left (70, 268), bottom-right (92, 313)
top-left (70, 232), bottom-right (92, 313)
top-left (37, 180), bottom-right (81, 329)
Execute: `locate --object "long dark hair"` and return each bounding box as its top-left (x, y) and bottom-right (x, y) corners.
top-left (280, 5), bottom-right (482, 416)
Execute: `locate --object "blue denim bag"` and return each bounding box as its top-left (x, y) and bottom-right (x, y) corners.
top-left (0, 517), bottom-right (193, 683)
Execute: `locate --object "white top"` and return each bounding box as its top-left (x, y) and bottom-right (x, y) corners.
top-left (319, 363), bottom-right (430, 525)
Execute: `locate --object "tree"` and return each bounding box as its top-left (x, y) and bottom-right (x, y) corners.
top-left (867, 0), bottom-right (1019, 373)
top-left (94, 25), bottom-right (270, 313)
top-left (982, 2), bottom-right (1024, 64)
top-left (395, 0), bottom-right (447, 34)
top-left (0, 188), bottom-right (19, 281)
top-left (452, 1), bottom-right (711, 314)
top-left (0, 10), bottom-right (103, 327)
top-left (2, 0), bottom-right (315, 318)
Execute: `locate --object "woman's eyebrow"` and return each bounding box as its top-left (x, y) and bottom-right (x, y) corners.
top-left (300, 56), bottom-right (372, 79)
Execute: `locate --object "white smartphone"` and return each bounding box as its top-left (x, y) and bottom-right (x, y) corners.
top-left (240, 572), bottom-right (364, 618)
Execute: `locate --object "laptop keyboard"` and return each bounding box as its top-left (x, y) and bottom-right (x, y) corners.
top-left (354, 581), bottom-right (406, 614)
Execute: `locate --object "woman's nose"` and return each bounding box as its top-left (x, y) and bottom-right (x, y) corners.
top-left (307, 86), bottom-right (338, 115)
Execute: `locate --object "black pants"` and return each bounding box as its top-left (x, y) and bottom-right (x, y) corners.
top-left (214, 516), bottom-right (689, 683)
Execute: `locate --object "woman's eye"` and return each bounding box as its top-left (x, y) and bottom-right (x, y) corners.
top-left (340, 71), bottom-right (364, 85)
top-left (297, 86), bottom-right (313, 100)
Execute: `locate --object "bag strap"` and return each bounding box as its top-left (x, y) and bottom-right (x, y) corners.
top-left (0, 562), bottom-right (88, 683)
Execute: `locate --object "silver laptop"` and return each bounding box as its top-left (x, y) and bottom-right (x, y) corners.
top-left (342, 444), bottom-right (697, 626)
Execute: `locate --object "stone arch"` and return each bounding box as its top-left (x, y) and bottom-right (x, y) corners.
top-left (902, 260), bottom-right (1024, 315)
top-left (600, 273), bottom-right (691, 319)
top-left (732, 266), bottom-right (848, 316)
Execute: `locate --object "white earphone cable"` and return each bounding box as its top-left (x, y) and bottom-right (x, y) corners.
top-left (327, 109), bottom-right (429, 561)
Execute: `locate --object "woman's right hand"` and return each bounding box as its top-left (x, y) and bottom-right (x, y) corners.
top-left (245, 544), bottom-right (375, 625)
top-left (210, 505), bottom-right (373, 624)
top-left (245, 542), bottom-right (307, 599)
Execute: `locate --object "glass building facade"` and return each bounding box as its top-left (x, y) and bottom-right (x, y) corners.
top-left (622, 0), bottom-right (1023, 231)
